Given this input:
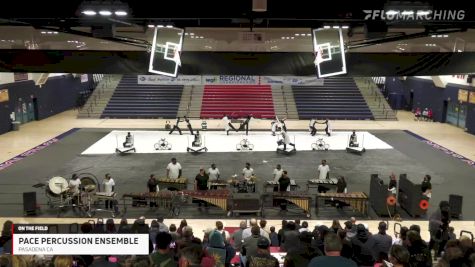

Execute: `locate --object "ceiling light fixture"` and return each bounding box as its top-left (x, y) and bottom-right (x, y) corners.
top-left (147, 24), bottom-right (155, 28)
top-left (114, 10), bottom-right (127, 16)
top-left (82, 10), bottom-right (96, 16)
top-left (323, 25), bottom-right (331, 29)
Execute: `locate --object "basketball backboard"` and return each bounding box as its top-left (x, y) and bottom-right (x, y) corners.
top-left (148, 27), bottom-right (184, 77)
top-left (312, 28), bottom-right (347, 78)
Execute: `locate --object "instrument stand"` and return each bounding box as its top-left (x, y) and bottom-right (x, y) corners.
top-left (236, 137), bottom-right (254, 151)
top-left (155, 138), bottom-right (172, 150)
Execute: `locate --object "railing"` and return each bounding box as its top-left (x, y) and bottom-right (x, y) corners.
top-left (358, 77), bottom-right (397, 120)
top-left (79, 75), bottom-right (113, 118)
top-left (281, 85), bottom-right (289, 117)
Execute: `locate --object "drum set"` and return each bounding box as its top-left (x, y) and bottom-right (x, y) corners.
top-left (42, 173), bottom-right (114, 217)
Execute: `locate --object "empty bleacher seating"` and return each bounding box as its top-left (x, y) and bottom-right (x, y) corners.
top-left (200, 85), bottom-right (275, 119)
top-left (101, 75), bottom-right (182, 119)
top-left (292, 77), bottom-right (373, 120)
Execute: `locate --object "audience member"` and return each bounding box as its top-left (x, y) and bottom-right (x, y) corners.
top-left (277, 220), bottom-right (288, 246)
top-left (232, 221), bottom-right (247, 251)
top-left (388, 245), bottom-right (410, 267)
top-left (89, 256), bottom-right (119, 267)
top-left (242, 226), bottom-right (262, 258)
top-left (0, 220), bottom-right (12, 254)
top-left (259, 219), bottom-right (270, 234)
top-left (298, 221), bottom-right (309, 233)
top-left (370, 221), bottom-right (392, 260)
top-left (117, 218), bottom-right (130, 233)
top-left (284, 231), bottom-right (322, 267)
top-left (351, 224), bottom-right (375, 266)
top-left (281, 221), bottom-right (300, 252)
top-left (242, 218), bottom-right (269, 241)
top-left (53, 256), bottom-right (73, 267)
top-left (157, 217), bottom-right (169, 233)
top-left (169, 224), bottom-right (180, 241)
top-left (308, 232), bottom-right (357, 267)
top-left (406, 230), bottom-right (432, 267)
top-left (177, 219), bottom-right (187, 236)
top-left (330, 220), bottom-right (342, 234)
top-left (215, 221), bottom-right (230, 241)
top-left (246, 237), bottom-right (279, 267)
top-left (269, 226), bottom-right (279, 247)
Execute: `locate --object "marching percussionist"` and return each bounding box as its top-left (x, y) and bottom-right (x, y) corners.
top-left (195, 167), bottom-right (209, 207)
top-left (184, 116), bottom-right (194, 135)
top-left (147, 174), bottom-right (158, 207)
top-left (123, 132), bottom-right (134, 147)
top-left (167, 158), bottom-right (183, 180)
top-left (103, 173), bottom-right (115, 210)
top-left (238, 115), bottom-right (252, 135)
top-left (208, 163), bottom-right (221, 190)
top-left (278, 171), bottom-right (291, 211)
top-left (223, 114), bottom-right (238, 135)
top-left (242, 162), bottom-right (254, 181)
top-left (69, 173), bottom-right (81, 206)
top-left (169, 117), bottom-right (183, 135)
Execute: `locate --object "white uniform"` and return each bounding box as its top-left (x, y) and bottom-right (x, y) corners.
top-left (318, 164), bottom-right (330, 180)
top-left (103, 178), bottom-right (115, 193)
top-left (272, 168), bottom-right (283, 182)
top-left (309, 119), bottom-right (315, 128)
top-left (167, 162), bottom-right (182, 179)
top-left (282, 131), bottom-right (291, 144)
top-left (242, 168), bottom-right (254, 180)
top-left (208, 168), bottom-right (220, 181)
top-left (222, 116), bottom-right (230, 131)
top-left (69, 179), bottom-right (81, 195)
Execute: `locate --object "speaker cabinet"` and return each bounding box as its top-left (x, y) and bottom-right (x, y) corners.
top-left (449, 194), bottom-right (463, 219)
top-left (231, 193), bottom-right (261, 215)
top-left (23, 192), bottom-right (37, 216)
top-left (398, 174), bottom-right (428, 217)
top-left (369, 174), bottom-right (395, 216)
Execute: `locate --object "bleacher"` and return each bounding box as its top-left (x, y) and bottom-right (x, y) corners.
top-left (292, 77), bottom-right (374, 120)
top-left (200, 85), bottom-right (275, 119)
top-left (101, 75), bottom-right (183, 119)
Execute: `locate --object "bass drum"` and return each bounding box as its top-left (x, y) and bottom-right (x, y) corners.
top-left (78, 173), bottom-right (100, 193)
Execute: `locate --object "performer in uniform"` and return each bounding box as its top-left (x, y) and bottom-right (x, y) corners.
top-left (309, 118), bottom-right (317, 136)
top-left (147, 174), bottom-right (158, 207)
top-left (123, 132), bottom-right (134, 147)
top-left (421, 174), bottom-right (432, 199)
top-left (278, 171), bottom-right (291, 210)
top-left (208, 163), bottom-right (220, 189)
top-left (242, 162), bottom-right (255, 192)
top-left (195, 168), bottom-right (209, 207)
top-left (184, 116), bottom-right (194, 135)
top-left (388, 173), bottom-right (397, 195)
top-left (223, 114), bottom-right (238, 135)
top-left (169, 117), bottom-right (183, 135)
top-left (271, 164), bottom-right (283, 192)
top-left (69, 173), bottom-right (81, 207)
top-left (103, 173), bottom-right (115, 210)
top-left (317, 160), bottom-right (330, 193)
top-left (349, 131), bottom-right (358, 147)
top-left (324, 119), bottom-right (332, 136)
top-left (238, 115), bottom-right (252, 135)
top-left (278, 131), bottom-right (296, 151)
top-left (192, 130), bottom-right (202, 147)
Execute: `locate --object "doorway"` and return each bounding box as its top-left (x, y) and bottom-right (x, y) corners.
top-left (446, 101), bottom-right (467, 128)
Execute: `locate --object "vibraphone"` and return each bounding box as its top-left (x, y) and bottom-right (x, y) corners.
top-left (268, 192), bottom-right (312, 217)
top-left (158, 178), bottom-right (188, 191)
top-left (209, 182), bottom-right (228, 190)
top-left (264, 180), bottom-right (298, 192)
top-left (307, 178), bottom-right (338, 191)
top-left (182, 189), bottom-right (231, 212)
top-left (316, 192), bottom-right (369, 216)
top-left (228, 178), bottom-right (256, 193)
top-left (122, 191), bottom-right (174, 213)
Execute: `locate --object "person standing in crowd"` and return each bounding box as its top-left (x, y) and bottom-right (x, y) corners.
top-left (370, 222), bottom-right (392, 261)
top-left (388, 173), bottom-right (397, 195)
top-left (169, 117), bottom-right (183, 135)
top-left (207, 163), bottom-right (220, 189)
top-left (308, 232), bottom-right (357, 267)
top-left (405, 230), bottom-right (432, 266)
top-left (421, 175), bottom-right (432, 198)
top-left (246, 237), bottom-right (279, 267)
top-left (147, 174), bottom-right (158, 207)
top-left (166, 158), bottom-right (182, 181)
top-left (429, 200), bottom-right (451, 259)
top-left (151, 232), bottom-right (177, 267)
top-left (309, 118), bottom-right (317, 136)
top-left (103, 173), bottom-right (115, 210)
top-left (388, 245), bottom-right (410, 267)
top-left (351, 224), bottom-right (375, 266)
top-left (232, 221), bottom-right (247, 251)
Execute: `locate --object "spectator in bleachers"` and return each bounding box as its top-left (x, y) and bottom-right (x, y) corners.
top-left (260, 219), bottom-right (270, 234)
top-left (246, 237), bottom-right (279, 267)
top-left (157, 217), bottom-right (169, 233)
top-left (422, 108), bottom-right (429, 120)
top-left (206, 230), bottom-right (227, 267)
top-left (312, 225), bottom-right (330, 253)
top-left (405, 230), bottom-right (432, 267)
top-left (410, 224), bottom-right (422, 235)
top-left (338, 229), bottom-right (353, 259)
top-left (118, 218), bottom-right (130, 233)
top-left (370, 222), bottom-right (393, 260)
top-left (351, 224), bottom-right (375, 266)
top-left (284, 231), bottom-right (322, 267)
top-left (150, 232), bottom-right (177, 267)
top-left (414, 107), bottom-right (422, 120)
top-left (393, 226), bottom-right (409, 245)
top-left (215, 221), bottom-right (230, 241)
top-left (180, 244), bottom-right (215, 267)
top-left (429, 201), bottom-right (451, 259)
top-left (269, 227), bottom-right (279, 247)
top-left (232, 221), bottom-right (247, 251)
top-left (242, 226), bottom-right (262, 259)
top-left (93, 219), bottom-right (105, 233)
top-left (428, 108), bottom-right (433, 121)
top-left (308, 232), bottom-right (357, 267)
top-left (177, 226), bottom-right (201, 253)
top-left (54, 256), bottom-right (73, 267)
top-left (460, 235), bottom-right (475, 264)
top-left (169, 224), bottom-right (180, 241)
top-left (330, 220), bottom-right (342, 234)
top-left (448, 226), bottom-right (456, 241)
top-left (242, 218), bottom-right (269, 241)
top-left (388, 245), bottom-right (410, 267)
top-left (89, 256), bottom-right (119, 267)
top-left (105, 218), bottom-right (116, 233)
top-left (299, 221), bottom-right (309, 233)
top-left (177, 219), bottom-right (187, 236)
top-left (277, 220), bottom-right (288, 246)
top-left (0, 220), bottom-right (12, 254)
top-left (282, 221), bottom-right (300, 252)
top-left (436, 245), bottom-right (465, 267)
top-left (294, 219), bottom-right (301, 230)
top-left (149, 220), bottom-right (160, 248)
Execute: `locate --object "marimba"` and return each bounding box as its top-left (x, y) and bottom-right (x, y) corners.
top-left (267, 192), bottom-right (312, 217)
top-left (182, 189), bottom-right (231, 212)
top-left (316, 192), bottom-right (369, 216)
top-left (209, 181), bottom-right (228, 190)
top-left (122, 191), bottom-right (175, 213)
top-left (307, 178), bottom-right (338, 191)
top-left (158, 178), bottom-right (188, 191)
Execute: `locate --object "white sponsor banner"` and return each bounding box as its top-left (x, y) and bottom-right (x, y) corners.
top-left (203, 75), bottom-right (259, 85)
top-left (13, 234), bottom-right (149, 255)
top-left (138, 75), bottom-right (202, 85)
top-left (261, 76), bottom-right (324, 86)
top-left (80, 74), bottom-right (88, 83)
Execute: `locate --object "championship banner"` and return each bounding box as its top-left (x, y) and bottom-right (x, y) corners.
top-left (203, 75), bottom-right (259, 85)
top-left (12, 224), bottom-right (149, 255)
top-left (260, 76), bottom-right (324, 86)
top-left (138, 75), bottom-right (202, 85)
